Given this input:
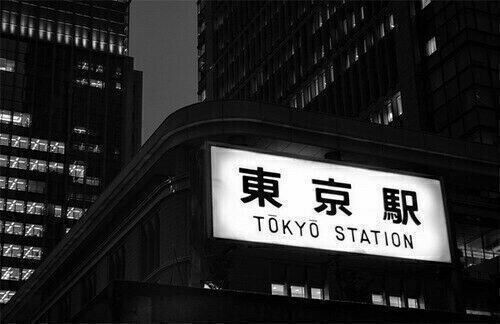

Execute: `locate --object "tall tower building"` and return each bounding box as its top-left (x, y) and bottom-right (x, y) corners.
top-left (0, 0), bottom-right (142, 304)
top-left (197, 0), bottom-right (499, 145)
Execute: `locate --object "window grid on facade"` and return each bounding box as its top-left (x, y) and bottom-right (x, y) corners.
top-left (1, 5), bottom-right (128, 55)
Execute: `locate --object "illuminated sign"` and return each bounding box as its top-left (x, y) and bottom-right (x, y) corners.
top-left (209, 145), bottom-right (451, 263)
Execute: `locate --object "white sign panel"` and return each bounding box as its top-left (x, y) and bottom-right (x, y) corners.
top-left (210, 145), bottom-right (451, 263)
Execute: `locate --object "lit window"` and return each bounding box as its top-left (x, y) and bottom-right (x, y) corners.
top-left (30, 138), bottom-right (48, 152)
top-left (385, 102), bottom-right (393, 124)
top-left (73, 126), bottom-right (88, 134)
top-left (417, 297), bottom-right (425, 309)
top-left (95, 64), bottom-right (104, 73)
top-left (1, 267), bottom-right (20, 281)
top-left (407, 298), bottom-right (418, 309)
top-left (0, 176), bottom-right (5, 189)
top-left (351, 12), bottom-right (356, 28)
top-left (10, 156), bottom-right (28, 170)
top-left (8, 177), bottom-right (26, 191)
top-left (21, 269), bottom-right (34, 280)
top-left (11, 135), bottom-right (29, 149)
top-left (360, 6), bottom-right (365, 20)
top-left (0, 290), bottom-right (15, 304)
top-left (0, 133), bottom-right (9, 146)
top-left (271, 283), bottom-right (286, 296)
top-left (379, 23), bottom-right (385, 38)
top-left (343, 19), bottom-right (348, 34)
top-left (389, 15), bottom-right (395, 29)
top-left (115, 82), bottom-right (122, 90)
top-left (354, 47), bottom-right (359, 61)
top-left (393, 91), bottom-right (403, 115)
top-left (6, 199), bottom-right (24, 213)
top-left (321, 71), bottom-right (327, 90)
top-left (50, 141), bottom-right (65, 154)
top-left (25, 224), bottom-right (43, 237)
top-left (26, 201), bottom-right (45, 215)
top-left (199, 89), bottom-right (207, 101)
top-left (49, 162), bottom-right (64, 173)
top-left (329, 64), bottom-right (334, 82)
top-left (73, 177), bottom-right (85, 184)
top-left (466, 309), bottom-right (491, 316)
top-left (69, 163), bottom-right (86, 178)
top-left (0, 155), bottom-right (7, 167)
top-left (290, 285), bottom-right (306, 298)
top-left (51, 204), bottom-right (62, 217)
top-left (2, 244), bottom-right (22, 258)
top-left (421, 0), bottom-right (431, 9)
top-left (389, 296), bottom-right (402, 308)
top-left (0, 110), bottom-right (12, 124)
top-left (23, 246), bottom-right (42, 260)
top-left (425, 37), bottom-right (437, 56)
top-left (89, 79), bottom-right (105, 89)
top-left (29, 159), bottom-right (47, 172)
top-left (74, 142), bottom-right (86, 152)
top-left (310, 288), bottom-right (324, 300)
top-left (77, 61), bottom-right (89, 70)
top-left (4, 221), bottom-right (23, 235)
top-left (202, 281), bottom-right (221, 290)
top-left (75, 78), bottom-right (89, 86)
top-left (89, 144), bottom-right (101, 153)
top-left (0, 58), bottom-right (15, 72)
top-left (67, 206), bottom-right (84, 220)
top-left (86, 177), bottom-right (100, 186)
top-left (65, 227), bottom-right (71, 234)
top-left (372, 293), bottom-right (385, 305)
top-left (345, 54), bottom-right (351, 69)
top-left (12, 112), bottom-right (31, 127)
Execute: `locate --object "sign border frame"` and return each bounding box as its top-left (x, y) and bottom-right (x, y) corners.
top-left (204, 141), bottom-right (455, 265)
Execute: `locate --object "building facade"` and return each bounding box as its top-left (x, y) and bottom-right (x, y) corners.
top-left (197, 0), bottom-right (499, 144)
top-left (0, 0), bottom-right (142, 304)
top-left (1, 101), bottom-right (498, 321)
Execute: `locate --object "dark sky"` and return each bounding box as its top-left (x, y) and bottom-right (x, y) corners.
top-left (129, 0), bottom-right (198, 143)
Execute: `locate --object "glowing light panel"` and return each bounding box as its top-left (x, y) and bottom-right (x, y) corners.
top-left (210, 145), bottom-right (451, 263)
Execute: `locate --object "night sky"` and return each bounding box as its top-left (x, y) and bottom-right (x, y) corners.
top-left (130, 0), bottom-right (198, 143)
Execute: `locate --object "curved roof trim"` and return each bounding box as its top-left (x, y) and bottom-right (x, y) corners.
top-left (3, 100), bottom-right (498, 320)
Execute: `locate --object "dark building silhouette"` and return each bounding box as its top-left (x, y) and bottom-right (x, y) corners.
top-left (0, 0), bottom-right (142, 304)
top-left (1, 101), bottom-right (498, 322)
top-left (197, 0), bottom-right (499, 144)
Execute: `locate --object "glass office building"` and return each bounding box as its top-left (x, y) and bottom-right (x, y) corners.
top-left (196, 0), bottom-right (499, 316)
top-left (197, 0), bottom-right (498, 144)
top-left (0, 0), bottom-right (142, 305)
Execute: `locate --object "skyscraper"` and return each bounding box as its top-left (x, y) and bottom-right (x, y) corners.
top-left (197, 0), bottom-right (498, 144)
top-left (194, 0), bottom-right (499, 317)
top-left (0, 0), bottom-right (142, 304)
